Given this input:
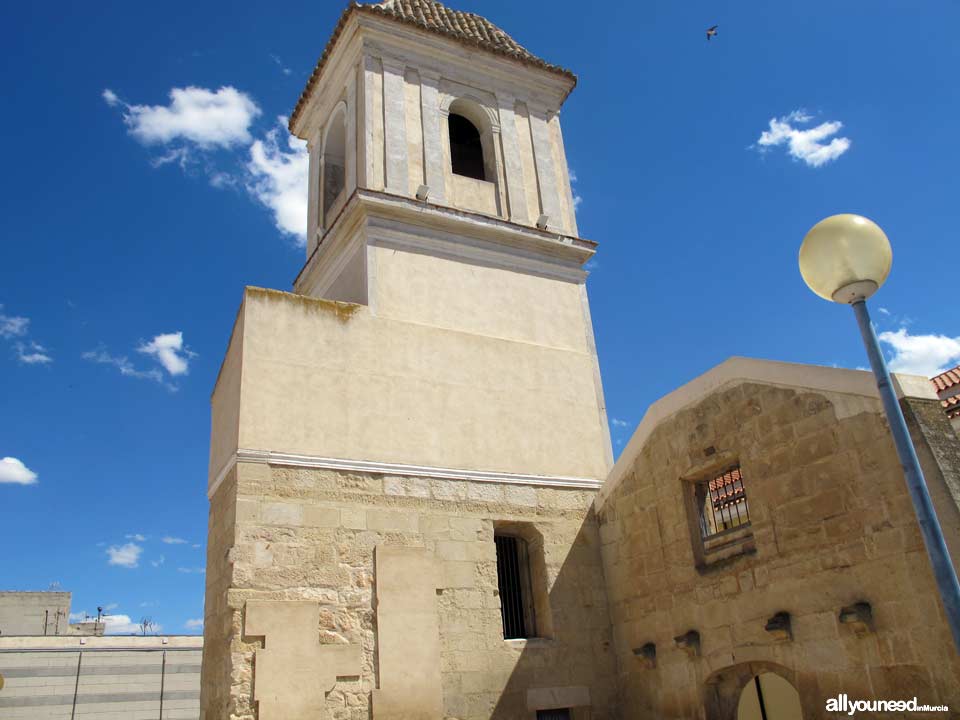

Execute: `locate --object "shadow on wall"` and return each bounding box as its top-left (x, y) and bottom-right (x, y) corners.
top-left (490, 507), bottom-right (618, 720)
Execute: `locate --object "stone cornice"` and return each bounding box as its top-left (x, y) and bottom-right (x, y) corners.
top-left (208, 448), bottom-right (602, 499)
top-left (294, 188), bottom-right (594, 291)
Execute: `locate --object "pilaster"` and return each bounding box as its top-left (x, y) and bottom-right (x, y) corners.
top-left (528, 104), bottom-right (563, 230)
top-left (381, 58), bottom-right (409, 196)
top-left (495, 92), bottom-right (529, 224)
top-left (419, 70), bottom-right (447, 204)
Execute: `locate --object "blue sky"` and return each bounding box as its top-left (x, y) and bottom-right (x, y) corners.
top-left (2, 0), bottom-right (958, 635)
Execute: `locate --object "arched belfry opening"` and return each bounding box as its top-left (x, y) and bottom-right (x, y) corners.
top-left (449, 113), bottom-right (485, 180)
top-left (321, 105), bottom-right (347, 227)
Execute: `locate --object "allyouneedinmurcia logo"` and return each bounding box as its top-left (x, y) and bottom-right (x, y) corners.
top-left (826, 695), bottom-right (949, 715)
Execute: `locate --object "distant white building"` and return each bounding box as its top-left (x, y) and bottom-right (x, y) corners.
top-left (0, 592), bottom-right (102, 637)
top-left (0, 592), bottom-right (202, 719)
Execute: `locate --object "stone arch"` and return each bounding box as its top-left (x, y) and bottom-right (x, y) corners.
top-left (320, 101), bottom-right (348, 229)
top-left (704, 662), bottom-right (806, 720)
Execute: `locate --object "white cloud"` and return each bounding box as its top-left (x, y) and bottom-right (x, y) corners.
top-left (1, 306), bottom-right (52, 364)
top-left (611, 418), bottom-right (631, 428)
top-left (84, 332), bottom-right (192, 388)
top-left (878, 328), bottom-right (960, 377)
top-left (755, 109), bottom-right (851, 168)
top-left (246, 117), bottom-right (308, 243)
top-left (184, 618), bottom-right (204, 630)
top-left (177, 567), bottom-right (205, 574)
top-left (15, 341), bottom-right (52, 365)
top-left (0, 306), bottom-right (29, 338)
top-left (0, 457), bottom-right (38, 485)
top-left (126, 533), bottom-right (147, 541)
top-left (83, 348), bottom-right (165, 384)
top-left (568, 168), bottom-right (583, 212)
top-left (108, 86), bottom-right (261, 149)
top-left (152, 554), bottom-right (166, 568)
top-left (106, 542), bottom-right (143, 568)
top-left (192, 543), bottom-right (202, 549)
top-left (162, 536), bottom-right (188, 545)
top-left (269, 54), bottom-right (292, 76)
top-left (138, 332), bottom-right (193, 376)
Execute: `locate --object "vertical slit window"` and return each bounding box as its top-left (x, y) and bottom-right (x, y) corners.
top-left (495, 534), bottom-right (536, 639)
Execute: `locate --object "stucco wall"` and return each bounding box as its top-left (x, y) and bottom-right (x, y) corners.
top-left (212, 287), bottom-right (608, 483)
top-left (596, 379), bottom-right (960, 719)
top-left (201, 461), bottom-right (616, 720)
top-left (370, 245), bottom-right (589, 352)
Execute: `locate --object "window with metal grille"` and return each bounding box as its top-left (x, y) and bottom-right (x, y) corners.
top-left (696, 465), bottom-right (750, 539)
top-left (494, 533), bottom-right (536, 639)
top-left (536, 709), bottom-right (572, 720)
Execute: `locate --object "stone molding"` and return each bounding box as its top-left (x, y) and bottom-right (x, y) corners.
top-left (208, 449), bottom-right (601, 499)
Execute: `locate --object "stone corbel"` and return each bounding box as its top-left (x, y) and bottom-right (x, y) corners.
top-left (674, 630), bottom-right (701, 658)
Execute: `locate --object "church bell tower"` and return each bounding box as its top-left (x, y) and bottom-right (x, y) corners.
top-left (201, 2), bottom-right (617, 718)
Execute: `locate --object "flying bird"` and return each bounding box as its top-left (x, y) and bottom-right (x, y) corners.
top-left (706, 25), bottom-right (718, 41)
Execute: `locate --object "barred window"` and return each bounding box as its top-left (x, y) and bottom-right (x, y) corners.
top-left (537, 710), bottom-right (572, 720)
top-left (494, 533), bottom-right (536, 639)
top-left (696, 465), bottom-right (750, 539)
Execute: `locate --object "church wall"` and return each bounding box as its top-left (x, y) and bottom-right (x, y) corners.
top-left (209, 311), bottom-right (243, 480)
top-left (210, 460), bottom-right (617, 720)
top-left (596, 380), bottom-right (960, 719)
top-left (370, 244), bottom-right (590, 352)
top-left (226, 287), bottom-right (609, 483)
top-left (199, 468), bottom-right (239, 720)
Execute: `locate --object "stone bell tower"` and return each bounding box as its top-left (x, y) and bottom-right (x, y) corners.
top-left (200, 2), bottom-right (618, 718)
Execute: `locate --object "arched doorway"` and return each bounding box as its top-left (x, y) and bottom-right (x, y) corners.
top-left (736, 673), bottom-right (803, 720)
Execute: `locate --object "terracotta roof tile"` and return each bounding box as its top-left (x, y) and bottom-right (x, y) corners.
top-left (708, 466), bottom-right (745, 504)
top-left (290, 0), bottom-right (576, 133)
top-left (931, 365), bottom-right (960, 393)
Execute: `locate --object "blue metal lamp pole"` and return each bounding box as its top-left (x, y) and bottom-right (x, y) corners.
top-left (852, 298), bottom-right (960, 653)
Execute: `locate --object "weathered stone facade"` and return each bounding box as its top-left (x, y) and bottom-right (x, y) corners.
top-left (199, 2), bottom-right (960, 718)
top-left (200, 462), bottom-right (616, 720)
top-left (596, 367), bottom-right (960, 719)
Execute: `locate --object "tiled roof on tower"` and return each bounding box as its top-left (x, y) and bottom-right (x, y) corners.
top-left (289, 0), bottom-right (576, 133)
top-left (931, 365), bottom-right (960, 420)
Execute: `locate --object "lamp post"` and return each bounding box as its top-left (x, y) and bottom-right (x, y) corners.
top-left (799, 213), bottom-right (960, 653)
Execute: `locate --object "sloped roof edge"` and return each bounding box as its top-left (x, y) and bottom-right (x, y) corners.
top-left (289, 0), bottom-right (577, 134)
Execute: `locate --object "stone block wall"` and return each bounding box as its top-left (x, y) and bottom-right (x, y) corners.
top-left (596, 381), bottom-right (960, 719)
top-left (200, 462), bottom-right (617, 720)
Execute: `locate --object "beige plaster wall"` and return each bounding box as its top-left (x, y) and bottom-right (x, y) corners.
top-left (596, 380), bottom-right (960, 719)
top-left (209, 312), bottom-right (243, 480)
top-left (216, 287), bottom-right (608, 482)
top-left (202, 460), bottom-right (616, 720)
top-left (371, 245), bottom-right (590, 351)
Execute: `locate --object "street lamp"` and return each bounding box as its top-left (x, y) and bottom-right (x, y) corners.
top-left (799, 213), bottom-right (960, 653)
